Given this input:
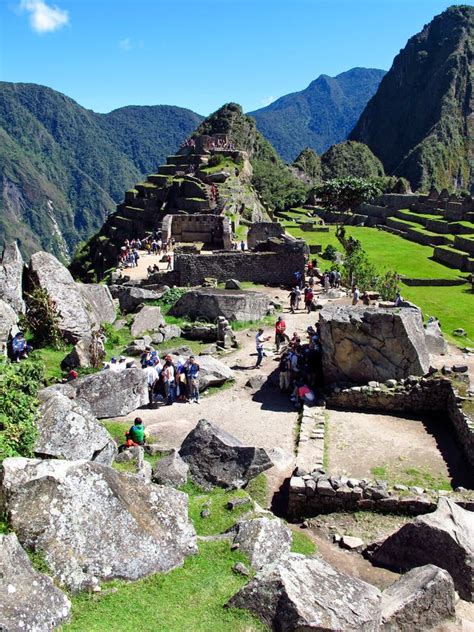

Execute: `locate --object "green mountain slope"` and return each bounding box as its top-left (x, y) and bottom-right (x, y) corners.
top-left (321, 141), bottom-right (385, 180)
top-left (249, 68), bottom-right (386, 162)
top-left (0, 82), bottom-right (203, 258)
top-left (350, 5), bottom-right (474, 192)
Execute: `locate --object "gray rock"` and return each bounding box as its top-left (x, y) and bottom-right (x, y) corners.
top-left (424, 320), bottom-right (448, 356)
top-left (79, 284), bottom-right (116, 326)
top-left (227, 553), bottom-right (382, 631)
top-left (114, 286), bottom-right (163, 313)
top-left (0, 242), bottom-right (25, 314)
top-left (35, 391), bottom-right (116, 464)
top-left (340, 535), bottom-right (364, 550)
top-left (195, 355), bottom-right (234, 390)
top-left (246, 375), bottom-right (266, 390)
top-left (169, 288), bottom-right (271, 322)
top-left (2, 458), bottom-right (197, 592)
top-left (319, 305), bottom-right (430, 384)
top-left (28, 251), bottom-right (98, 343)
top-left (179, 419), bottom-right (273, 489)
top-left (61, 335), bottom-right (106, 369)
top-left (232, 562), bottom-right (250, 577)
top-left (381, 564), bottom-right (455, 631)
top-left (40, 368), bottom-right (149, 418)
top-left (152, 450), bottom-right (189, 487)
top-left (160, 324), bottom-right (182, 341)
top-left (151, 332), bottom-right (164, 345)
top-left (453, 364), bottom-right (468, 373)
top-left (369, 498), bottom-right (474, 601)
top-left (124, 338), bottom-right (152, 356)
top-left (0, 532), bottom-right (71, 631)
top-left (232, 517), bottom-right (292, 569)
top-left (385, 379), bottom-right (397, 388)
top-left (225, 279), bottom-right (241, 290)
top-left (131, 306), bottom-right (165, 337)
top-left (317, 479), bottom-right (336, 496)
top-left (0, 299), bottom-right (18, 356)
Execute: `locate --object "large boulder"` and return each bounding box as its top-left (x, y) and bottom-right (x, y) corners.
top-left (35, 391), bottom-right (116, 464)
top-left (28, 251), bottom-right (95, 343)
top-left (319, 306), bottom-right (431, 384)
top-left (40, 367), bottom-right (149, 418)
top-left (152, 450), bottom-right (189, 487)
top-left (369, 498), bottom-right (474, 601)
top-left (196, 355), bottom-right (234, 390)
top-left (179, 419), bottom-right (273, 489)
top-left (169, 288), bottom-right (271, 322)
top-left (232, 517), bottom-right (292, 569)
top-left (381, 564), bottom-right (455, 631)
top-left (0, 532), bottom-right (71, 631)
top-left (424, 320), bottom-right (448, 356)
top-left (0, 242), bottom-right (25, 314)
top-left (79, 283), bottom-right (116, 325)
top-left (131, 305), bottom-right (165, 337)
top-left (1, 458), bottom-right (197, 592)
top-left (0, 299), bottom-right (18, 356)
top-left (227, 553), bottom-right (382, 631)
top-left (111, 286), bottom-right (163, 313)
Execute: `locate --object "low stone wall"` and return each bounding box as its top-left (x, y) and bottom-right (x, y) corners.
top-left (401, 278), bottom-right (468, 287)
top-left (173, 249), bottom-right (305, 286)
top-left (455, 235), bottom-right (474, 256)
top-left (247, 222), bottom-right (284, 249)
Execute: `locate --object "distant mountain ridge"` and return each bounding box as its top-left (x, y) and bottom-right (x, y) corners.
top-left (249, 68), bottom-right (386, 162)
top-left (350, 5), bottom-right (474, 192)
top-left (0, 82), bottom-right (203, 258)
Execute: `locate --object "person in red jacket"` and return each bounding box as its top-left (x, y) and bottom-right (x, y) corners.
top-left (274, 316), bottom-right (287, 352)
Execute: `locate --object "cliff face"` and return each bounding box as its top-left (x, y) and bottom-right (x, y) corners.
top-left (350, 5), bottom-right (474, 192)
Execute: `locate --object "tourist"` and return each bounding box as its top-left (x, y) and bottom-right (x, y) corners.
top-left (278, 351), bottom-right (292, 392)
top-left (117, 356), bottom-right (127, 372)
top-left (334, 270), bottom-right (341, 288)
top-left (10, 332), bottom-right (32, 362)
top-left (293, 270), bottom-right (303, 289)
top-left (288, 287), bottom-right (298, 313)
top-left (166, 253), bottom-right (173, 270)
top-left (108, 357), bottom-right (119, 372)
top-left (304, 287), bottom-right (314, 313)
top-left (395, 290), bottom-right (403, 307)
top-left (161, 355), bottom-right (176, 405)
top-left (352, 285), bottom-right (360, 306)
top-left (144, 360), bottom-right (160, 403)
top-left (254, 328), bottom-right (270, 369)
top-left (124, 417), bottom-right (146, 448)
top-left (274, 316), bottom-right (287, 352)
top-left (240, 240), bottom-right (245, 251)
top-left (186, 355), bottom-right (200, 404)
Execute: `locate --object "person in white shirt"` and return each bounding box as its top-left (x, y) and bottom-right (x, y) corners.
top-left (254, 328), bottom-right (270, 369)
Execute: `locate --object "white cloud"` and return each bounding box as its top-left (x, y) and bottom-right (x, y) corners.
top-left (20, 0), bottom-right (69, 34)
top-left (259, 95), bottom-right (276, 107)
top-left (119, 37), bottom-right (132, 51)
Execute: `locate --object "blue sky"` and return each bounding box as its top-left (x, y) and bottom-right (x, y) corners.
top-left (0, 0), bottom-right (460, 115)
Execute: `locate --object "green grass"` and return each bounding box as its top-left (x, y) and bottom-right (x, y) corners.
top-left (31, 346), bottom-right (72, 381)
top-left (369, 464), bottom-right (452, 491)
top-left (245, 473), bottom-right (268, 508)
top-left (66, 540), bottom-right (265, 632)
top-left (112, 461), bottom-right (137, 474)
top-left (371, 465), bottom-right (388, 478)
top-left (290, 531), bottom-right (317, 555)
top-left (183, 481), bottom-right (253, 536)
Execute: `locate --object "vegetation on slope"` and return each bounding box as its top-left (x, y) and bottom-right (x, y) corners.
top-left (250, 68), bottom-right (386, 161)
top-left (292, 148), bottom-right (322, 183)
top-left (0, 82), bottom-right (203, 258)
top-left (350, 5), bottom-right (474, 192)
top-left (321, 141), bottom-right (385, 180)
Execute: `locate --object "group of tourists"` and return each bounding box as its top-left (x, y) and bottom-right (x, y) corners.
top-left (116, 235), bottom-right (175, 273)
top-left (140, 349), bottom-right (201, 406)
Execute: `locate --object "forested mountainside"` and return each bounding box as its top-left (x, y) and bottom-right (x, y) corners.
top-left (351, 5), bottom-right (474, 193)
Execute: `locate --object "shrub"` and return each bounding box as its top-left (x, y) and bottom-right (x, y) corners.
top-left (322, 245), bottom-right (338, 261)
top-left (22, 288), bottom-right (64, 349)
top-left (0, 359), bottom-right (44, 461)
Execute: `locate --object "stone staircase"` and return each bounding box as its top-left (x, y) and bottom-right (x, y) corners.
top-left (294, 405), bottom-right (327, 473)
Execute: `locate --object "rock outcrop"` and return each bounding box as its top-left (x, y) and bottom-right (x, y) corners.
top-left (35, 391), bottom-right (116, 464)
top-left (131, 306), bottom-right (165, 337)
top-left (179, 419), bottom-right (273, 489)
top-left (0, 242), bottom-right (25, 314)
top-left (232, 517), bottom-right (292, 569)
top-left (424, 320), bottom-right (448, 356)
top-left (195, 355), bottom-right (234, 390)
top-left (227, 553), bottom-right (382, 630)
top-left (381, 564), bottom-right (455, 631)
top-left (28, 251), bottom-right (96, 343)
top-left (0, 532), bottom-right (71, 631)
top-left (60, 335), bottom-right (106, 369)
top-left (169, 288), bottom-right (271, 322)
top-left (40, 367), bottom-right (149, 418)
top-left (319, 305), bottom-right (431, 384)
top-left (79, 283), bottom-right (116, 325)
top-left (0, 299), bottom-right (18, 357)
top-left (2, 458), bottom-right (197, 592)
top-left (111, 286), bottom-right (163, 313)
top-left (369, 498), bottom-right (474, 601)
top-left (152, 450), bottom-right (189, 487)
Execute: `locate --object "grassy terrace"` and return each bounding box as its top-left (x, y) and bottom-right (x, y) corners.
top-left (284, 223), bottom-right (473, 342)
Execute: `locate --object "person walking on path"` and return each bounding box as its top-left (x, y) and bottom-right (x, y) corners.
top-left (288, 288), bottom-right (298, 313)
top-left (304, 287), bottom-right (314, 313)
top-left (352, 285), bottom-right (360, 306)
top-left (274, 316), bottom-right (287, 352)
top-left (254, 328), bottom-right (270, 369)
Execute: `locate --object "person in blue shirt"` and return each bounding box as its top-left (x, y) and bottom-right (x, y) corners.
top-left (11, 332), bottom-right (32, 363)
top-left (186, 356), bottom-right (200, 404)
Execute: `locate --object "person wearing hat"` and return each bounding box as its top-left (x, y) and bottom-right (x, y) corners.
top-left (254, 328), bottom-right (271, 369)
top-left (117, 356), bottom-right (127, 372)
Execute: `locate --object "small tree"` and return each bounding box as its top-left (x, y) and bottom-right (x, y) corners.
top-left (314, 177), bottom-right (383, 211)
top-left (23, 288), bottom-right (64, 349)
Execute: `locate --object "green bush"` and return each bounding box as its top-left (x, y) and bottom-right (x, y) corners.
top-left (22, 287), bottom-right (64, 349)
top-left (0, 359), bottom-right (44, 461)
top-left (207, 154), bottom-right (223, 168)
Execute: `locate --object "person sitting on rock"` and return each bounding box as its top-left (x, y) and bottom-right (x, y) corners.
top-left (10, 332), bottom-right (32, 363)
top-left (124, 417), bottom-right (146, 448)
